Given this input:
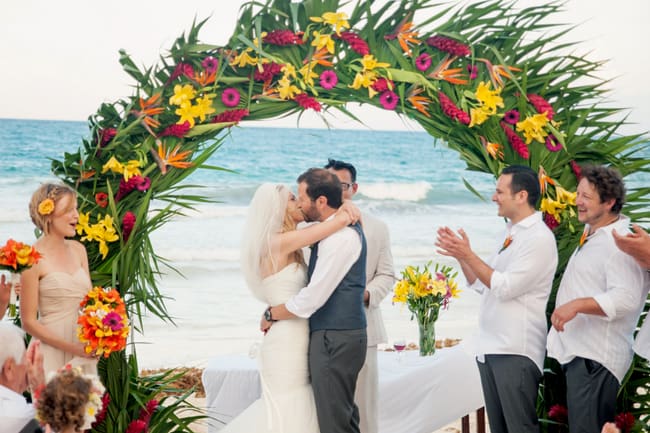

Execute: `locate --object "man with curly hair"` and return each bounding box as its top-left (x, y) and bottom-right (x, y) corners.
top-left (547, 165), bottom-right (648, 432)
top-left (0, 323), bottom-right (45, 433)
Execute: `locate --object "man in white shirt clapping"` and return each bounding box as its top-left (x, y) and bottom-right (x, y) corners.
top-left (547, 165), bottom-right (647, 432)
top-left (436, 165), bottom-right (558, 433)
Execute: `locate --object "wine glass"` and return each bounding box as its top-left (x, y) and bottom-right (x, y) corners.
top-left (393, 338), bottom-right (406, 363)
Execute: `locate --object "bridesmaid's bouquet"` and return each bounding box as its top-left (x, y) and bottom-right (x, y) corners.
top-left (77, 286), bottom-right (130, 358)
top-left (0, 238), bottom-right (41, 317)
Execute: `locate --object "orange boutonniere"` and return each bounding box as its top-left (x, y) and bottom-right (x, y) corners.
top-left (499, 235), bottom-right (512, 254)
top-left (577, 227), bottom-right (588, 251)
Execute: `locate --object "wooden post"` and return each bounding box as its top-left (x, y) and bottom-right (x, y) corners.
top-left (477, 407), bottom-right (486, 433)
top-left (461, 414), bottom-right (470, 433)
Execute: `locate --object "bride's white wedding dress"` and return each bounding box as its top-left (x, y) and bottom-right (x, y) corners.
top-left (221, 262), bottom-right (320, 433)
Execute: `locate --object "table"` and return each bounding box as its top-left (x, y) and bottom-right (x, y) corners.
top-left (202, 341), bottom-right (485, 433)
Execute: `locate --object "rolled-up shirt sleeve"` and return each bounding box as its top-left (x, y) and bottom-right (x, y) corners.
top-left (285, 226), bottom-right (361, 318)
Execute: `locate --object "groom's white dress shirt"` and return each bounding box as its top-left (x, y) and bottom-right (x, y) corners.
top-left (286, 217), bottom-right (362, 318)
top-left (547, 216), bottom-right (648, 383)
top-left (635, 314), bottom-right (650, 360)
top-left (0, 384), bottom-right (35, 433)
top-left (470, 211), bottom-right (558, 373)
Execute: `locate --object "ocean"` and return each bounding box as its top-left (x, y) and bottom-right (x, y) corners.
top-left (1, 118), bottom-right (519, 368)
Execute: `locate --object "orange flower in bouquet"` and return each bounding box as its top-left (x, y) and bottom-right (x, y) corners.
top-left (77, 287), bottom-right (130, 358)
top-left (0, 239), bottom-right (41, 272)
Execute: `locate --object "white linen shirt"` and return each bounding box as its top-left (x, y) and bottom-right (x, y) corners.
top-left (286, 218), bottom-right (362, 318)
top-left (0, 384), bottom-right (35, 433)
top-left (635, 314), bottom-right (650, 360)
top-left (470, 212), bottom-right (558, 373)
top-left (547, 216), bottom-right (648, 383)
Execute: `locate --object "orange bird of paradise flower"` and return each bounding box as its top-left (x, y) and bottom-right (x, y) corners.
top-left (305, 47), bottom-right (334, 68)
top-left (385, 15), bottom-right (420, 55)
top-left (476, 58), bottom-right (521, 88)
top-left (193, 70), bottom-right (217, 87)
top-left (132, 93), bottom-right (165, 135)
top-left (428, 55), bottom-right (468, 85)
top-left (538, 166), bottom-right (556, 195)
top-left (154, 140), bottom-right (193, 174)
top-left (407, 88), bottom-right (432, 118)
top-left (480, 136), bottom-right (504, 160)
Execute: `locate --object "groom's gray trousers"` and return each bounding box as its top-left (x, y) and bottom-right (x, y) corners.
top-left (309, 328), bottom-right (367, 433)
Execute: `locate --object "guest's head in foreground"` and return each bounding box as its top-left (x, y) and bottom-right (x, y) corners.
top-left (29, 183), bottom-right (78, 237)
top-left (36, 367), bottom-right (105, 433)
top-left (324, 158), bottom-right (358, 200)
top-left (577, 165), bottom-right (625, 228)
top-left (493, 165), bottom-right (540, 223)
top-left (296, 168), bottom-right (342, 222)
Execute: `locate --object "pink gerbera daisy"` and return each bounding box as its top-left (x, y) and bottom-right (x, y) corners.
top-left (201, 56), bottom-right (219, 74)
top-left (222, 88), bottom-right (241, 108)
top-left (415, 53), bottom-right (432, 71)
top-left (319, 70), bottom-right (338, 90)
top-left (379, 91), bottom-right (399, 110)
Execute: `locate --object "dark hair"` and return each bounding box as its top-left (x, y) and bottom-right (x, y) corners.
top-left (501, 165), bottom-right (540, 207)
top-left (297, 168), bottom-right (343, 208)
top-left (581, 165), bottom-right (625, 213)
top-left (324, 158), bottom-right (357, 183)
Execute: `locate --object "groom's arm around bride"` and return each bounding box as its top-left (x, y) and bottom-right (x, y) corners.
top-left (264, 168), bottom-right (368, 433)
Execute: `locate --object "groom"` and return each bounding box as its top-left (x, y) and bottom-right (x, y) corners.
top-left (263, 168), bottom-right (368, 433)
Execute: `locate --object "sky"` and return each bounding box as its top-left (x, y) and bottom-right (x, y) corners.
top-left (1, 0), bottom-right (649, 134)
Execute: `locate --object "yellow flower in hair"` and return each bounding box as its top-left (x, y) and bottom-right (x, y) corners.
top-left (38, 198), bottom-right (55, 216)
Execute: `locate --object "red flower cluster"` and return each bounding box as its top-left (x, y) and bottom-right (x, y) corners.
top-left (91, 393), bottom-right (111, 429)
top-left (500, 121), bottom-right (529, 159)
top-left (115, 175), bottom-right (151, 202)
top-left (426, 36), bottom-right (471, 57)
top-left (615, 412), bottom-right (636, 433)
top-left (438, 92), bottom-right (470, 125)
top-left (544, 212), bottom-right (560, 230)
top-left (212, 109), bottom-right (250, 126)
top-left (168, 62), bottom-right (195, 83)
top-left (548, 404), bottom-right (568, 424)
top-left (159, 121), bottom-right (191, 138)
top-left (254, 62), bottom-right (284, 82)
top-left (294, 93), bottom-right (321, 111)
top-left (122, 211), bottom-right (136, 241)
top-left (570, 160), bottom-right (582, 181)
top-left (372, 77), bottom-right (394, 92)
top-left (125, 399), bottom-right (159, 433)
top-left (98, 128), bottom-right (117, 147)
top-left (336, 31), bottom-right (370, 56)
top-left (95, 192), bottom-right (109, 208)
top-left (263, 29), bottom-right (303, 45)
top-left (528, 94), bottom-right (555, 120)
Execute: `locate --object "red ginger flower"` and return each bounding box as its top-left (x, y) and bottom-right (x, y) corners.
top-left (438, 92), bottom-right (470, 125)
top-left (126, 419), bottom-right (147, 433)
top-left (570, 160), bottom-right (582, 181)
top-left (140, 399), bottom-right (159, 425)
top-left (115, 175), bottom-right (151, 202)
top-left (211, 109), bottom-right (249, 126)
top-left (544, 212), bottom-right (560, 230)
top-left (98, 128), bottom-right (117, 147)
top-left (159, 121), bottom-right (191, 138)
top-left (263, 29), bottom-right (302, 45)
top-left (528, 94), bottom-right (555, 120)
top-left (254, 62), bottom-right (284, 82)
top-left (372, 77), bottom-right (394, 92)
top-left (91, 392), bottom-right (110, 429)
top-left (122, 211), bottom-right (136, 242)
top-left (500, 121), bottom-right (529, 159)
top-left (426, 35), bottom-right (471, 57)
top-left (615, 412), bottom-right (636, 433)
top-left (167, 62), bottom-right (195, 83)
top-left (336, 31), bottom-right (370, 56)
top-left (294, 93), bottom-right (321, 112)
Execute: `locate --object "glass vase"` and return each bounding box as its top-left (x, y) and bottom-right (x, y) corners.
top-left (8, 272), bottom-right (19, 318)
top-left (417, 317), bottom-right (436, 357)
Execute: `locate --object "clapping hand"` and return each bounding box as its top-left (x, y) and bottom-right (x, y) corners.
top-left (435, 226), bottom-right (472, 260)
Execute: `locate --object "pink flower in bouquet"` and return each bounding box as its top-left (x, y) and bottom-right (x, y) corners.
top-left (545, 134), bottom-right (563, 152)
top-left (212, 109), bottom-right (249, 126)
top-left (102, 311), bottom-right (126, 331)
top-left (528, 93), bottom-right (555, 120)
top-left (415, 53), bottom-right (432, 71)
top-left (201, 56), bottom-right (219, 74)
top-left (548, 404), bottom-right (568, 424)
top-left (263, 29), bottom-right (302, 46)
top-left (467, 64), bottom-right (478, 79)
top-left (319, 70), bottom-right (338, 89)
top-left (500, 121), bottom-right (529, 159)
top-left (126, 420), bottom-right (147, 433)
top-left (570, 160), bottom-right (582, 181)
top-left (426, 35), bottom-right (471, 57)
top-left (379, 91), bottom-right (399, 110)
top-left (336, 31), bottom-right (370, 56)
top-left (159, 121), bottom-right (191, 138)
top-left (122, 211), bottom-right (136, 241)
top-left (372, 77), bottom-right (394, 93)
top-left (439, 92), bottom-right (470, 125)
top-left (254, 62), bottom-right (283, 82)
top-left (294, 93), bottom-right (322, 111)
top-left (222, 88), bottom-right (241, 108)
top-left (503, 109), bottom-right (520, 125)
top-left (98, 128), bottom-right (117, 147)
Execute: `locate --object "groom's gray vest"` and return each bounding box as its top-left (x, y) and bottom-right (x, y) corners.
top-left (308, 222), bottom-right (367, 332)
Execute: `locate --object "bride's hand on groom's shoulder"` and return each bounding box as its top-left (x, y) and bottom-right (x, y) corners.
top-left (337, 201), bottom-right (360, 225)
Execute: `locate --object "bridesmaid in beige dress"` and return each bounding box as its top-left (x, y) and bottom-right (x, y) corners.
top-left (20, 183), bottom-right (96, 375)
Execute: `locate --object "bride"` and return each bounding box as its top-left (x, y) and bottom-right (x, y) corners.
top-left (222, 183), bottom-right (359, 433)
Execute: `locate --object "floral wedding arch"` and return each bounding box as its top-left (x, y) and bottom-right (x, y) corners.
top-left (50, 0), bottom-right (649, 430)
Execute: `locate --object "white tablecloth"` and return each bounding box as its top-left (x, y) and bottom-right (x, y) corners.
top-left (202, 341), bottom-right (484, 433)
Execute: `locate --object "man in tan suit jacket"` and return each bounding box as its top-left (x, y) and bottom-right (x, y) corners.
top-left (326, 159), bottom-right (395, 433)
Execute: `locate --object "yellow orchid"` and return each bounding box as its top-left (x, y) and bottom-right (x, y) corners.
top-left (193, 96), bottom-right (216, 122)
top-left (311, 31), bottom-right (335, 54)
top-left (360, 54), bottom-right (390, 71)
top-left (310, 11), bottom-right (350, 35)
top-left (230, 48), bottom-right (258, 67)
top-left (281, 64), bottom-right (297, 79)
top-left (556, 186), bottom-right (576, 206)
top-left (277, 76), bottom-right (301, 100)
top-left (77, 212), bottom-right (90, 235)
top-left (392, 280), bottom-right (409, 303)
top-left (474, 81), bottom-right (504, 114)
top-left (299, 64), bottom-right (319, 87)
top-left (101, 156), bottom-right (124, 175)
top-left (516, 113), bottom-right (549, 144)
top-left (169, 84), bottom-right (196, 106)
top-left (540, 198), bottom-right (566, 222)
top-left (175, 101), bottom-right (197, 127)
top-left (122, 160), bottom-right (142, 181)
top-left (469, 107), bottom-right (490, 127)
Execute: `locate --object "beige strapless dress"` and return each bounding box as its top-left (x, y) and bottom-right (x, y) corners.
top-left (38, 268), bottom-right (97, 375)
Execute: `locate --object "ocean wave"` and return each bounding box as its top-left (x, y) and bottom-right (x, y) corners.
top-left (358, 181), bottom-right (432, 202)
